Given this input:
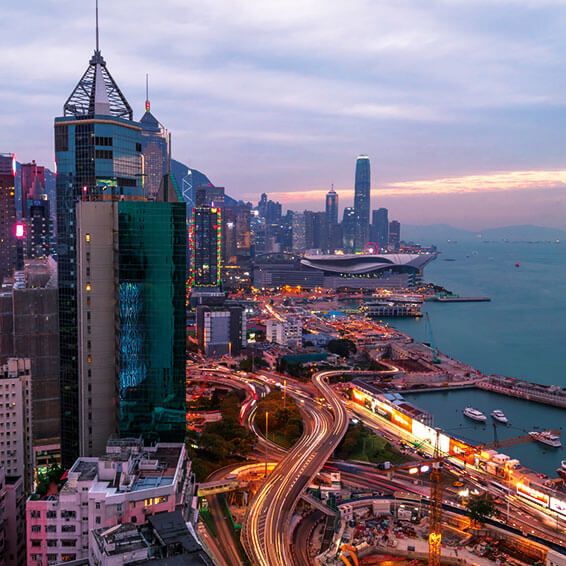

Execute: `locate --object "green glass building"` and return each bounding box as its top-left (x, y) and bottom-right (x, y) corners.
top-left (117, 201), bottom-right (187, 441)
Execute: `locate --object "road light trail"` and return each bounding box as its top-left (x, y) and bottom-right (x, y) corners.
top-left (242, 370), bottom-right (349, 566)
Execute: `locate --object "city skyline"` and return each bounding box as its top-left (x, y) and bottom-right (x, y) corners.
top-left (3, 0), bottom-right (566, 230)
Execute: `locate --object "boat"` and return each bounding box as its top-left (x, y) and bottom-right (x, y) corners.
top-left (491, 409), bottom-right (508, 424)
top-left (529, 430), bottom-right (561, 448)
top-left (557, 461), bottom-right (566, 480)
top-left (463, 407), bottom-right (487, 422)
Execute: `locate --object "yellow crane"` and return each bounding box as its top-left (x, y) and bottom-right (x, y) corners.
top-left (376, 430), bottom-right (559, 565)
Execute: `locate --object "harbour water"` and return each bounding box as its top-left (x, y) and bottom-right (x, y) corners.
top-left (385, 240), bottom-right (566, 476)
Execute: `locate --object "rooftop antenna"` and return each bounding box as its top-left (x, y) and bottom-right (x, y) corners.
top-left (145, 74), bottom-right (150, 111)
top-left (95, 0), bottom-right (100, 52)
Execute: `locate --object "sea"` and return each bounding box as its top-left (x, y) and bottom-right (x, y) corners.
top-left (382, 240), bottom-right (566, 476)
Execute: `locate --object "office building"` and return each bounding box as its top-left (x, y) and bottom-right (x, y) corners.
top-left (371, 207), bottom-right (389, 249)
top-left (353, 155), bottom-right (371, 249)
top-left (139, 96), bottom-right (167, 201)
top-left (0, 260), bottom-right (60, 472)
top-left (26, 180), bottom-right (51, 259)
top-left (265, 318), bottom-right (302, 348)
top-left (325, 186), bottom-right (338, 225)
top-left (325, 187), bottom-right (339, 252)
top-left (55, 37), bottom-right (144, 467)
top-left (0, 358), bottom-right (33, 491)
top-left (389, 220), bottom-right (401, 251)
top-left (250, 212), bottom-right (267, 256)
top-left (222, 204), bottom-right (251, 266)
top-left (190, 206), bottom-right (222, 289)
top-left (26, 439), bottom-right (197, 566)
top-left (195, 185), bottom-right (225, 207)
top-left (76, 193), bottom-right (187, 456)
top-left (196, 304), bottom-right (247, 356)
top-left (0, 154), bottom-right (17, 283)
top-left (292, 212), bottom-right (306, 251)
top-left (20, 160), bottom-right (46, 218)
top-left (0, 467), bottom-right (26, 566)
top-left (342, 206), bottom-right (356, 251)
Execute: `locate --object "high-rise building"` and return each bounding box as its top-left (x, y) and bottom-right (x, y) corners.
top-left (353, 155), bottom-right (371, 250)
top-left (20, 161), bottom-right (46, 218)
top-left (55, 37), bottom-right (144, 467)
top-left (190, 206), bottom-right (222, 288)
top-left (389, 220), bottom-right (401, 251)
top-left (325, 186), bottom-right (338, 225)
top-left (292, 212), bottom-right (306, 252)
top-left (0, 358), bottom-right (33, 491)
top-left (26, 179), bottom-right (51, 259)
top-left (76, 194), bottom-right (187, 455)
top-left (195, 185), bottom-right (225, 208)
top-left (139, 92), bottom-right (167, 201)
top-left (0, 466), bottom-right (26, 566)
top-left (223, 204), bottom-right (251, 266)
top-left (342, 206), bottom-right (357, 251)
top-left (0, 260), bottom-right (60, 473)
top-left (371, 207), bottom-right (389, 249)
top-left (196, 304), bottom-right (247, 357)
top-left (0, 154), bottom-right (17, 283)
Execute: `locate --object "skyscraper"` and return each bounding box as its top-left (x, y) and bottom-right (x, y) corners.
top-left (342, 206), bottom-right (357, 251)
top-left (55, 29), bottom-right (144, 466)
top-left (20, 160), bottom-right (46, 218)
top-left (26, 179), bottom-right (51, 259)
top-left (190, 207), bottom-right (222, 288)
top-left (325, 186), bottom-right (339, 252)
top-left (371, 207), bottom-right (389, 249)
top-left (389, 220), bottom-right (401, 251)
top-left (292, 212), bottom-right (306, 251)
top-left (354, 155), bottom-right (371, 250)
top-left (0, 154), bottom-right (17, 283)
top-left (325, 186), bottom-right (338, 225)
top-left (139, 86), bottom-right (167, 201)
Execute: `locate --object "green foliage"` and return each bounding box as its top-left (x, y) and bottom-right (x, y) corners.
top-left (335, 423), bottom-right (405, 464)
top-left (466, 494), bottom-right (496, 526)
top-left (35, 462), bottom-right (66, 497)
top-left (327, 338), bottom-right (357, 358)
top-left (255, 391), bottom-right (303, 449)
top-left (187, 392), bottom-right (255, 481)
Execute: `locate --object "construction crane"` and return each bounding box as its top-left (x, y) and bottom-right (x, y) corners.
top-left (424, 312), bottom-right (440, 363)
top-left (375, 429), bottom-right (558, 566)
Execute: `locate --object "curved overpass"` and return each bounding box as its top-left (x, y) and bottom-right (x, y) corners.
top-left (242, 370), bottom-right (349, 566)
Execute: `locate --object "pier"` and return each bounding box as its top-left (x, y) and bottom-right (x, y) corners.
top-left (432, 296), bottom-right (491, 302)
top-left (477, 376), bottom-right (566, 409)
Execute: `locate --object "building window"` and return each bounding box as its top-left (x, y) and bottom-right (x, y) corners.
top-left (85, 233), bottom-right (90, 243)
top-left (86, 283), bottom-right (91, 292)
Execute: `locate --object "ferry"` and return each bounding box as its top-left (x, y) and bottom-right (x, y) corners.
top-left (529, 430), bottom-right (562, 448)
top-left (463, 407), bottom-right (487, 422)
top-left (491, 409), bottom-right (508, 424)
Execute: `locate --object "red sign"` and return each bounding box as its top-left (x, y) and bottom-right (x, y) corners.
top-left (391, 409), bottom-right (412, 433)
top-left (516, 482), bottom-right (549, 508)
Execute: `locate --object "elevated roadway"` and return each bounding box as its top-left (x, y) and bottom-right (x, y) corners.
top-left (242, 370), bottom-right (349, 566)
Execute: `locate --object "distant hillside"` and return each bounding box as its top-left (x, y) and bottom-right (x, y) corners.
top-left (403, 224), bottom-right (566, 245)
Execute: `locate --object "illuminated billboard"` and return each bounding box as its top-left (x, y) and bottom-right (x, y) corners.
top-left (516, 483), bottom-right (549, 508)
top-left (448, 438), bottom-right (474, 464)
top-left (391, 408), bottom-right (412, 433)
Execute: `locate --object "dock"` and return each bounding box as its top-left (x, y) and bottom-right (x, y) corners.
top-left (433, 296), bottom-right (491, 302)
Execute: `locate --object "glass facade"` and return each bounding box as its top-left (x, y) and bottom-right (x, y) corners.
top-left (354, 155), bottom-right (371, 249)
top-left (55, 115), bottom-right (143, 466)
top-left (189, 207), bottom-right (221, 287)
top-left (117, 201), bottom-right (187, 443)
top-left (139, 111), bottom-right (167, 200)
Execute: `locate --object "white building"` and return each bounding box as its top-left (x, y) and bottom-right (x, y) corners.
top-left (0, 358), bottom-right (33, 491)
top-left (26, 439), bottom-right (197, 566)
top-left (265, 318), bottom-right (302, 349)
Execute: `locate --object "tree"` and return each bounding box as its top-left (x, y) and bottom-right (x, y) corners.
top-left (466, 494), bottom-right (495, 526)
top-left (328, 338), bottom-right (357, 358)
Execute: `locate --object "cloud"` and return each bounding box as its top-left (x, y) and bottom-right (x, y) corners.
top-left (257, 169), bottom-right (566, 203)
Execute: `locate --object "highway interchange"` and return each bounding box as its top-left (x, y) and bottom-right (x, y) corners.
top-left (187, 361), bottom-right (566, 565)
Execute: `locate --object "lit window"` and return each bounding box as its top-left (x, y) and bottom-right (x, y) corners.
top-left (85, 233), bottom-right (90, 242)
top-left (86, 283), bottom-right (91, 292)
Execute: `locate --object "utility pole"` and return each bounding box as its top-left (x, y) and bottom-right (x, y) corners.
top-left (265, 411), bottom-right (269, 478)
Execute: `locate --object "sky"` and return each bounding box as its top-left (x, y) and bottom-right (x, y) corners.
top-left (2, 0), bottom-right (566, 229)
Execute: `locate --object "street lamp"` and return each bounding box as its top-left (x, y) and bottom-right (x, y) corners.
top-left (265, 411), bottom-right (269, 478)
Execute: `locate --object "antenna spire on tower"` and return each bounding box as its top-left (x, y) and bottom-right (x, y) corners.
top-left (145, 74), bottom-right (150, 111)
top-left (95, 0), bottom-right (100, 52)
